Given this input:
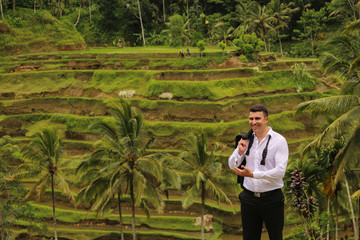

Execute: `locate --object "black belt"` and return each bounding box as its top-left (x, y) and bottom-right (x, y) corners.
top-left (242, 188), bottom-right (281, 198)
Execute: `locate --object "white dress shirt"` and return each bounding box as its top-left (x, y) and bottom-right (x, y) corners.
top-left (228, 127), bottom-right (289, 193)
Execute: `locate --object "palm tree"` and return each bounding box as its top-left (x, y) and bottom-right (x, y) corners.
top-left (232, 0), bottom-right (257, 37)
top-left (74, 0), bottom-right (82, 27)
top-left (162, 0), bottom-right (166, 22)
top-left (78, 100), bottom-right (180, 240)
top-left (212, 21), bottom-right (234, 46)
top-left (182, 0), bottom-right (193, 32)
top-left (297, 20), bottom-right (360, 240)
top-left (0, 0), bottom-right (4, 21)
top-left (317, 141), bottom-right (345, 240)
top-left (137, 0), bottom-right (146, 46)
top-left (177, 130), bottom-right (234, 240)
top-left (19, 129), bottom-right (75, 240)
top-left (328, 0), bottom-right (360, 22)
top-left (76, 171), bottom-right (126, 240)
top-left (246, 2), bottom-right (274, 52)
top-left (267, 0), bottom-right (293, 55)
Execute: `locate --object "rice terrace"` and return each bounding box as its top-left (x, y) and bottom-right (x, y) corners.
top-left (0, 1), bottom-right (359, 240)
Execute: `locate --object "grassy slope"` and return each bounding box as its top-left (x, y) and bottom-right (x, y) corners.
top-left (0, 47), bottom-right (339, 239)
top-left (0, 69), bottom-right (319, 100)
top-left (0, 8), bottom-right (86, 56)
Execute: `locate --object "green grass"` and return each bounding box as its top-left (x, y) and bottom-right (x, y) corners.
top-left (145, 70), bottom-right (314, 100)
top-left (88, 70), bottom-right (153, 94)
top-left (15, 221), bottom-right (205, 240)
top-left (0, 71), bottom-right (89, 95)
top-left (0, 46), bottom-right (236, 61)
top-left (2, 110), bottom-right (309, 150)
top-left (29, 202), bottom-right (215, 231)
top-left (0, 8), bottom-right (85, 56)
top-left (0, 91), bottom-right (330, 116)
top-left (0, 69), bottom-right (315, 100)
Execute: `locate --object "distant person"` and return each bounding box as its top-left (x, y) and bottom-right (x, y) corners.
top-left (179, 49), bottom-right (184, 58)
top-left (229, 105), bottom-right (289, 240)
top-left (187, 48), bottom-right (191, 56)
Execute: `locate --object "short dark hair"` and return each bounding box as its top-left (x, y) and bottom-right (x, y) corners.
top-left (249, 105), bottom-right (268, 117)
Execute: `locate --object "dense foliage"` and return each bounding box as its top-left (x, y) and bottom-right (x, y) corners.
top-left (0, 0), bottom-right (356, 56)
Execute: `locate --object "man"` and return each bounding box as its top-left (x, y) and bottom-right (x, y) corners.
top-left (228, 105), bottom-right (289, 240)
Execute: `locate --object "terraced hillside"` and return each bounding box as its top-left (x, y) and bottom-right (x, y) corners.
top-left (0, 48), bottom-right (341, 240)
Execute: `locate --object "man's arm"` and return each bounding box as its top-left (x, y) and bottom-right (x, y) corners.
top-left (228, 139), bottom-right (247, 169)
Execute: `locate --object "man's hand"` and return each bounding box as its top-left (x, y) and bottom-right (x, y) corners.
top-left (238, 139), bottom-right (247, 155)
top-left (232, 165), bottom-right (253, 178)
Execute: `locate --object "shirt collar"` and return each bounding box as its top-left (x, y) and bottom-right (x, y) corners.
top-left (252, 127), bottom-right (273, 138)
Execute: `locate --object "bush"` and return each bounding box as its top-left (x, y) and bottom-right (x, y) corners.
top-left (289, 41), bottom-right (313, 58)
top-left (233, 39), bottom-right (244, 51)
top-left (197, 40), bottom-right (206, 57)
top-left (239, 54), bottom-right (248, 63)
top-left (218, 42), bottom-right (226, 54)
top-left (243, 44), bottom-right (255, 60)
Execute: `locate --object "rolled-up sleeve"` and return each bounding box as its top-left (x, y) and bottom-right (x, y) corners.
top-left (228, 147), bottom-right (245, 169)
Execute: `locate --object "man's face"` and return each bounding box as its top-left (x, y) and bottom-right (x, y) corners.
top-left (249, 111), bottom-right (268, 133)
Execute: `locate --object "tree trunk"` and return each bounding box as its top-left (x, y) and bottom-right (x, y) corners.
top-left (186, 0), bottom-right (190, 32)
top-left (51, 174), bottom-right (58, 240)
top-left (201, 181), bottom-right (205, 240)
top-left (162, 0), bottom-right (165, 22)
top-left (57, 0), bottom-right (62, 17)
top-left (137, 0), bottom-right (146, 46)
top-left (345, 177), bottom-right (359, 240)
top-left (88, 0), bottom-right (92, 22)
top-left (12, 0), bottom-right (15, 13)
top-left (278, 35), bottom-right (283, 56)
top-left (336, 197), bottom-right (339, 240)
top-left (74, 0), bottom-right (82, 27)
top-left (268, 39), bottom-right (271, 52)
top-left (0, 0), bottom-right (4, 21)
top-left (130, 179), bottom-right (137, 240)
top-left (310, 32), bottom-right (314, 56)
top-left (1, 226), bottom-right (5, 240)
top-left (327, 197), bottom-right (330, 240)
top-left (117, 192), bottom-right (124, 240)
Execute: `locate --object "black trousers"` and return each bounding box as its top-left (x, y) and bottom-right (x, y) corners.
top-left (239, 189), bottom-right (284, 240)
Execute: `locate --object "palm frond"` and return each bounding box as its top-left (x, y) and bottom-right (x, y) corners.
top-left (297, 95), bottom-right (359, 116)
top-left (343, 19), bottom-right (360, 34)
top-left (24, 174), bottom-right (49, 200)
top-left (137, 157), bottom-right (162, 181)
top-left (144, 181), bottom-right (164, 213)
top-left (334, 124), bottom-right (360, 183)
top-left (350, 57), bottom-right (360, 72)
top-left (132, 170), bottom-right (146, 206)
top-left (352, 189), bottom-right (360, 198)
top-left (318, 106), bottom-right (360, 143)
top-left (320, 52), bottom-right (350, 75)
top-left (206, 178), bottom-right (234, 212)
top-left (182, 185), bottom-right (199, 209)
top-left (54, 174), bottom-right (76, 207)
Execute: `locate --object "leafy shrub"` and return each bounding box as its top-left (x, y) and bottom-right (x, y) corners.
top-left (239, 54), bottom-right (248, 63)
top-left (243, 44), bottom-right (255, 60)
top-left (289, 41), bottom-right (313, 58)
top-left (218, 42), bottom-right (226, 54)
top-left (164, 14), bottom-right (186, 47)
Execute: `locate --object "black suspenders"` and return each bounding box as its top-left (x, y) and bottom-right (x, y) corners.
top-left (245, 134), bottom-right (271, 165)
top-left (236, 134), bottom-right (271, 186)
